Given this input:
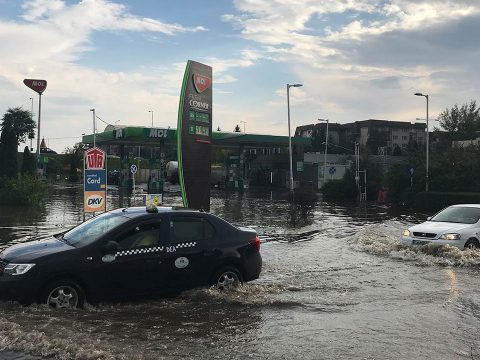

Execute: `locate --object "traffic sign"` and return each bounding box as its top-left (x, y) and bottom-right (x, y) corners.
top-left (23, 79), bottom-right (47, 94)
top-left (329, 166), bottom-right (336, 175)
top-left (130, 164), bottom-right (138, 174)
top-left (406, 166), bottom-right (415, 177)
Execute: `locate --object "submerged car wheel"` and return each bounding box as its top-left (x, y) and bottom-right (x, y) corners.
top-left (42, 280), bottom-right (85, 309)
top-left (464, 239), bottom-right (480, 250)
top-left (214, 267), bottom-right (242, 290)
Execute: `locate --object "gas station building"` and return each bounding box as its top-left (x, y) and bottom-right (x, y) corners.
top-left (82, 126), bottom-right (310, 189)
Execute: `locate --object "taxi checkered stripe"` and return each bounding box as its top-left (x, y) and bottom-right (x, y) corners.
top-left (175, 242), bottom-right (196, 249)
top-left (116, 246), bottom-right (164, 257)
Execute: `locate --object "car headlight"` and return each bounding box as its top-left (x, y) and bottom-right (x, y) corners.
top-left (402, 229), bottom-right (411, 237)
top-left (4, 263), bottom-right (36, 275)
top-left (439, 233), bottom-right (460, 241)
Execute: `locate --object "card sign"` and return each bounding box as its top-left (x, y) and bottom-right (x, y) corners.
top-left (177, 60), bottom-right (212, 211)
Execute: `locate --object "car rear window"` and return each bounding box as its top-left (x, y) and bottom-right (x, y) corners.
top-left (170, 217), bottom-right (215, 243)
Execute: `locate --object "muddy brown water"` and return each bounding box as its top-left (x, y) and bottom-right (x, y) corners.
top-left (1, 185), bottom-right (480, 359)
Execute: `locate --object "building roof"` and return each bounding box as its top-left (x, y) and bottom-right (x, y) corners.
top-left (82, 126), bottom-right (310, 148)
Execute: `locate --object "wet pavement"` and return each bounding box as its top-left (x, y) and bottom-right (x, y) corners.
top-left (1, 185), bottom-right (480, 359)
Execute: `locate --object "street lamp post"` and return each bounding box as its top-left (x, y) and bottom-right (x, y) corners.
top-left (240, 120), bottom-right (246, 133)
top-left (29, 97), bottom-right (34, 150)
top-left (89, 108), bottom-right (96, 147)
top-left (414, 92), bottom-right (429, 192)
top-left (148, 110), bottom-right (154, 127)
top-left (318, 118), bottom-right (329, 188)
top-left (286, 83), bottom-right (303, 193)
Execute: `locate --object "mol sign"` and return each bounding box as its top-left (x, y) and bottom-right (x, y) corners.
top-left (23, 79), bottom-right (47, 94)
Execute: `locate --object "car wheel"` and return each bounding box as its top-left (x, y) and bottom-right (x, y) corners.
top-left (464, 239), bottom-right (480, 250)
top-left (41, 280), bottom-right (85, 309)
top-left (213, 267), bottom-right (243, 291)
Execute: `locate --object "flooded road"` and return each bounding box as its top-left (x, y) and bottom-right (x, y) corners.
top-left (1, 185), bottom-right (480, 359)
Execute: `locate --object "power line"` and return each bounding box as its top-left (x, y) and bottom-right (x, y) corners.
top-left (95, 115), bottom-right (111, 126)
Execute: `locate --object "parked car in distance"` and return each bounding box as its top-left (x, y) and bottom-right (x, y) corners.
top-left (400, 204), bottom-right (480, 250)
top-left (0, 207), bottom-right (262, 308)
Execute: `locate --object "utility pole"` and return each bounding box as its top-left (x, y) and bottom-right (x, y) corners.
top-left (90, 108), bottom-right (96, 147)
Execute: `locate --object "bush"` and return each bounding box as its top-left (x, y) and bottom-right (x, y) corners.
top-left (413, 192), bottom-right (480, 212)
top-left (320, 170), bottom-right (358, 202)
top-left (0, 176), bottom-right (47, 206)
top-left (287, 188), bottom-right (318, 226)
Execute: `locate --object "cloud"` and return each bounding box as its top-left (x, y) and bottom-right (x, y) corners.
top-left (21, 0), bottom-right (206, 34)
top-left (221, 0), bottom-right (480, 128)
top-left (0, 0), bottom-right (206, 151)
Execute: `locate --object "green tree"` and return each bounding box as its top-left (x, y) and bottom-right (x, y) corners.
top-left (0, 128), bottom-right (18, 178)
top-left (64, 142), bottom-right (86, 182)
top-left (1, 107), bottom-right (36, 145)
top-left (21, 146), bottom-right (35, 176)
top-left (437, 100), bottom-right (480, 140)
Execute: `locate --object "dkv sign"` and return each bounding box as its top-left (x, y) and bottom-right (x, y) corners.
top-left (84, 147), bottom-right (107, 213)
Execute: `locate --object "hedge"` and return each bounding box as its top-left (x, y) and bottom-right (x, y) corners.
top-left (413, 192), bottom-right (480, 212)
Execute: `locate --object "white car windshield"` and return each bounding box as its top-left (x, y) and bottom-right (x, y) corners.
top-left (430, 207), bottom-right (480, 224)
top-left (63, 212), bottom-right (130, 247)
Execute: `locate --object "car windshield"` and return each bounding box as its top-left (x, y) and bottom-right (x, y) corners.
top-left (63, 212), bottom-right (130, 247)
top-left (430, 207), bottom-right (480, 224)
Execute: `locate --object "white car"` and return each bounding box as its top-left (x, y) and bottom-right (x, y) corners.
top-left (401, 204), bottom-right (480, 250)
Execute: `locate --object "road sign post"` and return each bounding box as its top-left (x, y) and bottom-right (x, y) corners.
top-left (84, 147), bottom-right (107, 219)
top-left (23, 79), bottom-right (47, 175)
top-left (131, 164), bottom-right (138, 205)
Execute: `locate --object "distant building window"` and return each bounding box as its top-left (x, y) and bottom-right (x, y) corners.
top-left (393, 135), bottom-right (398, 140)
top-left (401, 143), bottom-right (407, 148)
top-left (402, 136), bottom-right (408, 140)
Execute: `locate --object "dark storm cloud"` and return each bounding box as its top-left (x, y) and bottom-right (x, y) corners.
top-left (334, 13), bottom-right (480, 69)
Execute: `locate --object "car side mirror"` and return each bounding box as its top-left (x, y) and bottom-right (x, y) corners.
top-left (103, 241), bottom-right (120, 254)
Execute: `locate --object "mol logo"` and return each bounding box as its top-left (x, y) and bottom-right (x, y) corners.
top-left (86, 194), bottom-right (104, 209)
top-left (149, 128), bottom-right (168, 138)
top-left (23, 78), bottom-right (47, 94)
top-left (192, 74), bottom-right (211, 93)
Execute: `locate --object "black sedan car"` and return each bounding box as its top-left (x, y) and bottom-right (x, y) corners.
top-left (0, 207), bottom-right (262, 308)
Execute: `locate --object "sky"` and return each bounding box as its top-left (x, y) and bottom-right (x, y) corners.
top-left (0, 0), bottom-right (479, 152)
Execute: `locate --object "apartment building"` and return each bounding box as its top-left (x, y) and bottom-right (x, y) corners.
top-left (296, 119), bottom-right (426, 155)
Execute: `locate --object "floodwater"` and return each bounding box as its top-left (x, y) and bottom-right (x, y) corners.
top-left (1, 185), bottom-right (480, 359)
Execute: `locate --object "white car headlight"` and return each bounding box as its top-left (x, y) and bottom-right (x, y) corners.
top-left (402, 229), bottom-right (411, 237)
top-left (440, 233), bottom-right (460, 241)
top-left (4, 263), bottom-right (36, 275)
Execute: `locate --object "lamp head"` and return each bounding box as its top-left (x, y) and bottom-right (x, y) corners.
top-left (89, 108), bottom-right (95, 111)
top-left (414, 92), bottom-right (424, 97)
